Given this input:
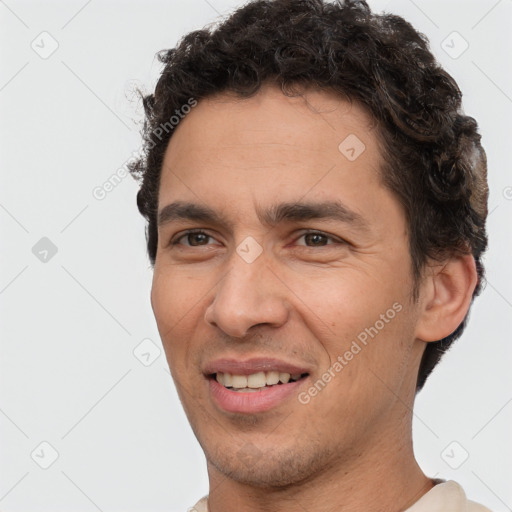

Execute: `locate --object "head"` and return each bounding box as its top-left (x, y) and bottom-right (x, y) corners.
top-left (129, 0), bottom-right (488, 489)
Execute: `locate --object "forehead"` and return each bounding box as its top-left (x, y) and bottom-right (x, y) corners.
top-left (158, 84), bottom-right (387, 219)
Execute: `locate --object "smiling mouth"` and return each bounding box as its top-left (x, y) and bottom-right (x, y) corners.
top-left (211, 371), bottom-right (309, 392)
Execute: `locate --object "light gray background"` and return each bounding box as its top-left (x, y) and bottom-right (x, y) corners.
top-left (0, 0), bottom-right (511, 511)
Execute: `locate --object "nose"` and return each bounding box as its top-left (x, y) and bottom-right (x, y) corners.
top-left (204, 251), bottom-right (290, 338)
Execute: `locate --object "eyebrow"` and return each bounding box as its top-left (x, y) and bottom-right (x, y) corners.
top-left (157, 200), bottom-right (369, 231)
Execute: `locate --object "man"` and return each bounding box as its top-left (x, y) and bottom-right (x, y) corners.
top-left (128, 0), bottom-right (490, 510)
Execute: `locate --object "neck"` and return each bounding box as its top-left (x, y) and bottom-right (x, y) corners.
top-left (206, 408), bottom-right (434, 512)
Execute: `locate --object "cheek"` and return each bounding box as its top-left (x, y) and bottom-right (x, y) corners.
top-left (292, 266), bottom-right (413, 382)
top-left (152, 263), bottom-right (210, 319)
top-left (151, 269), bottom-right (208, 367)
top-left (291, 269), bottom-right (393, 341)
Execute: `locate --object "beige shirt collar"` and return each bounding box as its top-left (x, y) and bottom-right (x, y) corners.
top-left (190, 480), bottom-right (491, 512)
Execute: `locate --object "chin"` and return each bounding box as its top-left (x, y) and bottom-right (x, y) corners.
top-left (204, 438), bottom-right (331, 488)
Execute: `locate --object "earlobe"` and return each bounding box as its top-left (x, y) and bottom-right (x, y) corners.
top-left (415, 254), bottom-right (478, 342)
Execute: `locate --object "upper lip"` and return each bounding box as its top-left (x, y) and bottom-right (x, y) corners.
top-left (203, 357), bottom-right (311, 376)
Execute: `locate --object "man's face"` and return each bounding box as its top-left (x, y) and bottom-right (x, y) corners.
top-left (151, 85), bottom-right (426, 486)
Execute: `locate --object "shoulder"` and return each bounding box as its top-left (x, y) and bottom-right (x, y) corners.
top-left (189, 485), bottom-right (493, 512)
top-left (405, 480), bottom-right (492, 512)
top-left (467, 498), bottom-right (492, 512)
top-left (188, 495), bottom-right (208, 512)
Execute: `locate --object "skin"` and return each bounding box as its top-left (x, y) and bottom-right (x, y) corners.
top-left (150, 84), bottom-right (477, 512)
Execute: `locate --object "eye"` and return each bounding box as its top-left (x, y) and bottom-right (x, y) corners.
top-left (169, 229), bottom-right (345, 249)
top-left (172, 230), bottom-right (216, 247)
top-left (295, 231), bottom-right (341, 247)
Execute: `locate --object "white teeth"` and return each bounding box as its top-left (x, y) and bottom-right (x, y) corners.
top-left (279, 372), bottom-right (290, 384)
top-left (266, 371), bottom-right (280, 385)
top-left (215, 371), bottom-right (306, 388)
top-left (231, 375), bottom-right (248, 388)
top-left (223, 372), bottom-right (233, 387)
top-left (247, 372), bottom-right (267, 388)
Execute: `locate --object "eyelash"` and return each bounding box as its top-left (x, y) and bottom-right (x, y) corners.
top-left (171, 229), bottom-right (345, 248)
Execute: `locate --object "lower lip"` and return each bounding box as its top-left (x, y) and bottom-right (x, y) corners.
top-left (208, 377), bottom-right (307, 414)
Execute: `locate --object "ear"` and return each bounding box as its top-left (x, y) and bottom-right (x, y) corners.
top-left (415, 253), bottom-right (478, 342)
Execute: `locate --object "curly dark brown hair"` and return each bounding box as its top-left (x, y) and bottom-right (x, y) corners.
top-left (128, 0), bottom-right (488, 391)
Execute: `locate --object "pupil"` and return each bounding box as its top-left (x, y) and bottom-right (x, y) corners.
top-left (306, 233), bottom-right (326, 246)
top-left (189, 233), bottom-right (207, 245)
